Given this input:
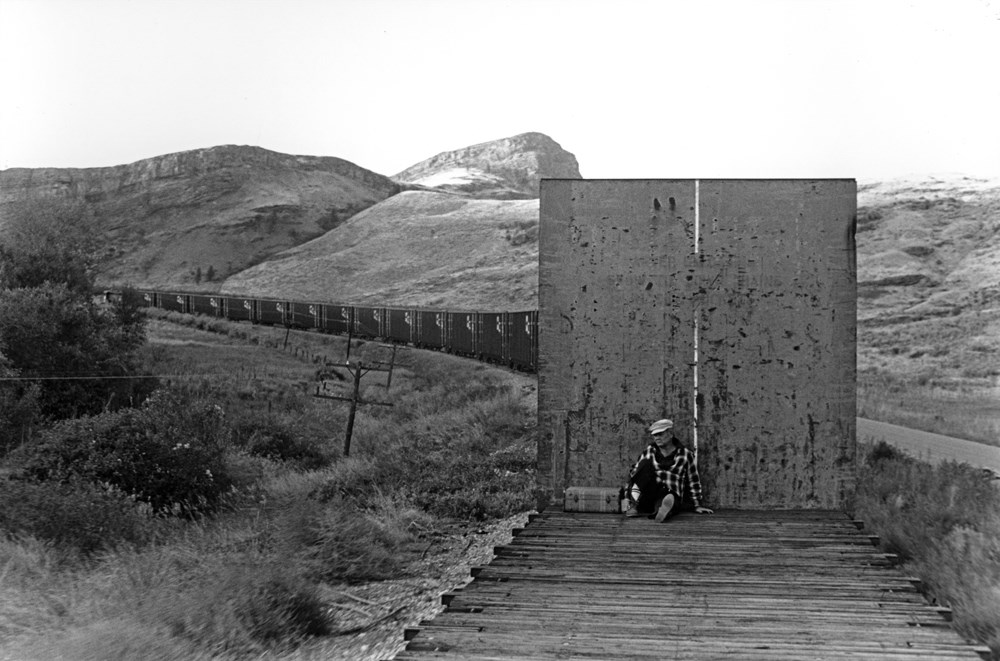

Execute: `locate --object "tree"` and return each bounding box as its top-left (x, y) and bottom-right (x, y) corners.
top-left (0, 346), bottom-right (40, 454)
top-left (206, 265), bottom-right (215, 281)
top-left (195, 266), bottom-right (202, 283)
top-left (0, 284), bottom-right (149, 419)
top-left (0, 199), bottom-right (153, 445)
top-left (0, 198), bottom-right (99, 295)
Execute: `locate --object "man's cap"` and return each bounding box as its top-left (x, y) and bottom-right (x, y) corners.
top-left (648, 419), bottom-right (673, 435)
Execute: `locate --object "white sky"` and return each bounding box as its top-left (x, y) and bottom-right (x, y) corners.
top-left (1, 0), bottom-right (998, 181)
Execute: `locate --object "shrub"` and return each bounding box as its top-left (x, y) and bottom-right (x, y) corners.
top-left (174, 562), bottom-right (330, 650)
top-left (0, 283), bottom-right (149, 419)
top-left (0, 478), bottom-right (154, 555)
top-left (10, 391), bottom-right (233, 516)
top-left (231, 414), bottom-right (332, 469)
top-left (853, 447), bottom-right (1000, 656)
top-left (866, 439), bottom-right (904, 464)
top-left (4, 619), bottom-right (208, 661)
top-left (0, 349), bottom-right (40, 455)
top-left (409, 441), bottom-right (536, 520)
top-left (312, 455), bottom-right (392, 505)
top-left (277, 497), bottom-right (409, 582)
top-left (132, 558), bottom-right (331, 655)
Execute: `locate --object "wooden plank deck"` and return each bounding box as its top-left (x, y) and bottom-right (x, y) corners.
top-left (393, 509), bottom-right (989, 660)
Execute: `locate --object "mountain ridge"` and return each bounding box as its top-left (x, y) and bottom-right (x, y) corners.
top-left (0, 144), bottom-right (401, 289)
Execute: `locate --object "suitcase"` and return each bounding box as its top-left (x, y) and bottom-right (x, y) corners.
top-left (563, 486), bottom-right (623, 513)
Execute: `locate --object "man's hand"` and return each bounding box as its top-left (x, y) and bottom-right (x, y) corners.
top-left (694, 506), bottom-right (714, 514)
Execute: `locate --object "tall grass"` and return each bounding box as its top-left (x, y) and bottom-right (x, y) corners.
top-left (858, 370), bottom-right (1000, 446)
top-left (858, 307), bottom-right (1000, 446)
top-left (853, 442), bottom-right (1000, 658)
top-left (0, 314), bottom-right (537, 659)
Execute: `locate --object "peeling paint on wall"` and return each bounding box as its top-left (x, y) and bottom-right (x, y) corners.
top-left (538, 179), bottom-right (856, 509)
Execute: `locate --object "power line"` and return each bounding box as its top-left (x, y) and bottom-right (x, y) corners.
top-left (0, 373), bottom-right (258, 382)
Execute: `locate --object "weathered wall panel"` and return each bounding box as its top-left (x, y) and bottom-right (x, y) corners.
top-left (538, 180), bottom-right (697, 504)
top-left (696, 180), bottom-right (857, 508)
top-left (538, 179), bottom-right (856, 510)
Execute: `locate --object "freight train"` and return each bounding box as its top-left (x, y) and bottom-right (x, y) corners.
top-left (131, 290), bottom-right (539, 372)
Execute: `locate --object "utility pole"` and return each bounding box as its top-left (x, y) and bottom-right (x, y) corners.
top-left (370, 343), bottom-right (401, 391)
top-left (313, 360), bottom-right (393, 457)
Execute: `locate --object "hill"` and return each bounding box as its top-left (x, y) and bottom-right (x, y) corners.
top-left (221, 132), bottom-right (583, 308)
top-left (857, 175), bottom-right (1000, 318)
top-left (855, 175), bottom-right (1000, 443)
top-left (221, 190), bottom-right (540, 309)
top-left (0, 145), bottom-right (399, 289)
top-left (393, 132), bottom-right (581, 199)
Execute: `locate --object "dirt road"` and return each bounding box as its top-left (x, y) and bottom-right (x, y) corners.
top-left (858, 417), bottom-right (1000, 473)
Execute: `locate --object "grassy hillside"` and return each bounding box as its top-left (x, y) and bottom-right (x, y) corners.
top-left (0, 146), bottom-right (399, 289)
top-left (222, 190), bottom-right (540, 310)
top-left (0, 316), bottom-right (536, 661)
top-left (856, 176), bottom-right (1000, 444)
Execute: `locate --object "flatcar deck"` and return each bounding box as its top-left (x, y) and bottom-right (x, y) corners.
top-left (395, 509), bottom-right (988, 660)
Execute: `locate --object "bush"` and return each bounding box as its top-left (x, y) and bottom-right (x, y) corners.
top-left (5, 619), bottom-right (208, 661)
top-left (853, 448), bottom-right (1000, 656)
top-left (158, 560), bottom-right (332, 652)
top-left (0, 283), bottom-right (150, 420)
top-left (276, 497), bottom-right (409, 582)
top-left (854, 452), bottom-right (993, 560)
top-left (0, 478), bottom-right (154, 554)
top-left (409, 441), bottom-right (536, 521)
top-left (231, 414), bottom-right (332, 469)
top-left (866, 439), bottom-right (904, 464)
top-left (0, 348), bottom-right (40, 455)
top-left (10, 390), bottom-right (233, 516)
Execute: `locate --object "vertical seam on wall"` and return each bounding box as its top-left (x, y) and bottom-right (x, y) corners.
top-left (693, 179), bottom-right (700, 459)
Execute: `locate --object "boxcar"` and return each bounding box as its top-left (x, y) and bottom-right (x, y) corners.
top-left (288, 301), bottom-right (320, 329)
top-left (386, 308), bottom-right (416, 345)
top-left (449, 311), bottom-right (478, 357)
top-left (415, 310), bottom-right (449, 349)
top-left (224, 297), bottom-right (255, 322)
top-left (322, 304), bottom-right (353, 335)
top-left (479, 311), bottom-right (506, 364)
top-left (189, 294), bottom-right (222, 317)
top-left (508, 310), bottom-right (537, 371)
top-left (257, 299), bottom-right (287, 326)
top-left (137, 290), bottom-right (158, 308)
top-left (353, 306), bottom-right (385, 339)
top-left (159, 292), bottom-right (189, 314)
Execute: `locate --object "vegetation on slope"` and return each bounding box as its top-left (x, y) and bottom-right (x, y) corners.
top-left (0, 314), bottom-right (536, 659)
top-left (0, 146), bottom-right (401, 289)
top-left (853, 441), bottom-right (1000, 659)
top-left (221, 190), bottom-right (541, 309)
top-left (0, 202), bottom-right (151, 449)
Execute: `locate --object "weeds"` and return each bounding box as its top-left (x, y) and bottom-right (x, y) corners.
top-left (8, 391), bottom-right (233, 517)
top-left (0, 479), bottom-right (156, 556)
top-left (858, 370), bottom-right (1000, 446)
top-left (0, 315), bottom-right (537, 658)
top-left (853, 441), bottom-right (1000, 657)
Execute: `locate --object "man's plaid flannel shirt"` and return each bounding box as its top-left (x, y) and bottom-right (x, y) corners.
top-left (628, 440), bottom-right (705, 508)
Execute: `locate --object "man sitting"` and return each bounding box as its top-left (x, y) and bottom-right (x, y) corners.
top-left (624, 418), bottom-right (714, 521)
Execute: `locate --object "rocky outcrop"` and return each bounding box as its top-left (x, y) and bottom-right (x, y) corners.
top-left (393, 132), bottom-right (581, 199)
top-left (0, 145), bottom-right (398, 205)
